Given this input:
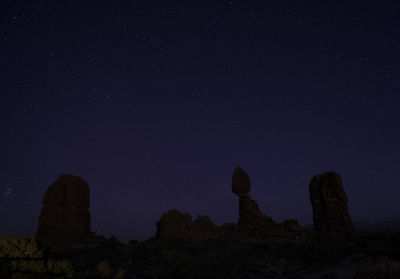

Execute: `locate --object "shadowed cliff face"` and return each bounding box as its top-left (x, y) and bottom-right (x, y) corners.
top-left (309, 171), bottom-right (354, 233)
top-left (36, 174), bottom-right (104, 249)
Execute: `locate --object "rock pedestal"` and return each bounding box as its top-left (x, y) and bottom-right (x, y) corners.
top-left (36, 174), bottom-right (104, 249)
top-left (232, 167), bottom-right (276, 232)
top-left (309, 171), bottom-right (354, 233)
top-left (237, 193), bottom-right (275, 231)
top-left (232, 166), bottom-right (302, 233)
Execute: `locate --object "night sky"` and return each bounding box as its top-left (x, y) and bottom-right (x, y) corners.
top-left (1, 1), bottom-right (400, 242)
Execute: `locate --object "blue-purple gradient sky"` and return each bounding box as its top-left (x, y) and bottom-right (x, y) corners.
top-left (1, 0), bottom-right (400, 242)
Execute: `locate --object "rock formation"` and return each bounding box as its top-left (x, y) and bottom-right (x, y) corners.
top-left (156, 209), bottom-right (224, 241)
top-left (232, 166), bottom-right (302, 233)
top-left (309, 171), bottom-right (354, 233)
top-left (36, 174), bottom-right (104, 249)
top-left (192, 215), bottom-right (222, 240)
top-left (156, 167), bottom-right (303, 240)
top-left (276, 219), bottom-right (303, 232)
top-left (232, 166), bottom-right (275, 232)
top-left (237, 192), bottom-right (276, 232)
top-left (232, 166), bottom-right (251, 195)
top-left (156, 209), bottom-right (193, 240)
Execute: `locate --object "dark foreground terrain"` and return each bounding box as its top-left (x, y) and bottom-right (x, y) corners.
top-left (1, 230), bottom-right (400, 279)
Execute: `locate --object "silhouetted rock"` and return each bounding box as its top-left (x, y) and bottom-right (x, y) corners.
top-left (232, 166), bottom-right (251, 195)
top-left (156, 209), bottom-right (193, 240)
top-left (156, 210), bottom-right (225, 241)
top-left (220, 223), bottom-right (237, 233)
top-left (232, 167), bottom-right (276, 232)
top-left (36, 174), bottom-right (104, 249)
top-left (192, 215), bottom-right (222, 240)
top-left (157, 167), bottom-right (304, 240)
top-left (309, 171), bottom-right (354, 233)
top-left (232, 167), bottom-right (303, 233)
top-left (193, 215), bottom-right (215, 229)
top-left (278, 219), bottom-right (303, 232)
top-left (237, 193), bottom-right (276, 232)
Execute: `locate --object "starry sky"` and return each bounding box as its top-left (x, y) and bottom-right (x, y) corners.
top-left (1, 0), bottom-right (400, 242)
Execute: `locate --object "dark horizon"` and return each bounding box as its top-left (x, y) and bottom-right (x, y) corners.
top-left (1, 0), bottom-right (400, 243)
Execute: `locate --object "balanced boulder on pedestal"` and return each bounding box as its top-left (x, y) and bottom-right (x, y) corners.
top-left (232, 166), bottom-right (276, 232)
top-left (232, 166), bottom-right (302, 233)
top-left (156, 166), bottom-right (304, 240)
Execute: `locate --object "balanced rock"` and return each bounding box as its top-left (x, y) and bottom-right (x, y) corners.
top-left (232, 166), bottom-right (251, 195)
top-left (36, 174), bottom-right (103, 249)
top-left (232, 167), bottom-right (303, 233)
top-left (309, 171), bottom-right (354, 233)
top-left (232, 167), bottom-right (276, 232)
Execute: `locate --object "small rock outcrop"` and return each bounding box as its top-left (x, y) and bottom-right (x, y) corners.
top-left (276, 219), bottom-right (303, 232)
top-left (156, 210), bottom-right (224, 241)
top-left (156, 209), bottom-right (193, 240)
top-left (237, 192), bottom-right (276, 232)
top-left (309, 171), bottom-right (354, 233)
top-left (192, 215), bottom-right (222, 240)
top-left (36, 174), bottom-right (104, 249)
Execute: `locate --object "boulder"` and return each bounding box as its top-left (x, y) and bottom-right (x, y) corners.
top-left (232, 166), bottom-right (251, 195)
top-left (309, 171), bottom-right (354, 232)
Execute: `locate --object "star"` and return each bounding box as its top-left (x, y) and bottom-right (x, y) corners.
top-left (4, 187), bottom-right (15, 199)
